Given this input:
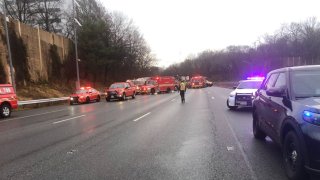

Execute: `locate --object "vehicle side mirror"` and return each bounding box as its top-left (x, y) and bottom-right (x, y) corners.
top-left (266, 87), bottom-right (286, 97)
top-left (125, 87), bottom-right (129, 89)
top-left (233, 86), bottom-right (237, 89)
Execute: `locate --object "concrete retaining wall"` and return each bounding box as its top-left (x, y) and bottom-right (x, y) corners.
top-left (0, 17), bottom-right (72, 83)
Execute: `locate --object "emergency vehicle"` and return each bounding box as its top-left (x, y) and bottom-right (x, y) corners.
top-left (69, 87), bottom-right (101, 105)
top-left (0, 84), bottom-right (18, 118)
top-left (190, 76), bottom-right (206, 88)
top-left (227, 77), bottom-right (264, 110)
top-left (139, 79), bottom-right (158, 95)
top-left (150, 76), bottom-right (175, 93)
top-left (105, 82), bottom-right (136, 101)
top-left (126, 80), bottom-right (140, 94)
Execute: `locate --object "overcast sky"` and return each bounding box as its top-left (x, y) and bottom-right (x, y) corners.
top-left (101, 0), bottom-right (320, 67)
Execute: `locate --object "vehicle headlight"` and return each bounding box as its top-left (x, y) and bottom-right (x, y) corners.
top-left (303, 111), bottom-right (320, 126)
top-left (70, 97), bottom-right (74, 101)
top-left (148, 88), bottom-right (151, 90)
top-left (80, 96), bottom-right (84, 99)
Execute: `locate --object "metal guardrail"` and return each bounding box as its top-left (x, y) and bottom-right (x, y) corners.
top-left (18, 97), bottom-right (69, 106)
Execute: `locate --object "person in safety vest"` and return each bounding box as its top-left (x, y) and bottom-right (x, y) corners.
top-left (179, 80), bottom-right (187, 103)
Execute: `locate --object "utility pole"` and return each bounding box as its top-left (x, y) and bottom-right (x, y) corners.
top-left (73, 0), bottom-right (80, 89)
top-left (2, 0), bottom-right (16, 91)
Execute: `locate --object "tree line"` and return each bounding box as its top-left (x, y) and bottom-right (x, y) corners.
top-left (3, 0), bottom-right (155, 86)
top-left (163, 17), bottom-right (320, 81)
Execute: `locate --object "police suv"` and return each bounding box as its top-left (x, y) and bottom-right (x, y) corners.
top-left (227, 78), bottom-right (263, 110)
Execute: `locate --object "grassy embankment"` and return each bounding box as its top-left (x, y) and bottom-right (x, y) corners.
top-left (16, 82), bottom-right (107, 101)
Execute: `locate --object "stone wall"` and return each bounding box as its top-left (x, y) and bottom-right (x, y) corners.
top-left (0, 17), bottom-right (72, 83)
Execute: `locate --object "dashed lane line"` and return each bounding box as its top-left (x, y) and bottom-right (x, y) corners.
top-left (133, 112), bottom-right (151, 122)
top-left (52, 115), bottom-right (86, 124)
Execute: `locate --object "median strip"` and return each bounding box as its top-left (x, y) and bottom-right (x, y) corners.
top-left (133, 112), bottom-right (151, 122)
top-left (52, 115), bottom-right (86, 124)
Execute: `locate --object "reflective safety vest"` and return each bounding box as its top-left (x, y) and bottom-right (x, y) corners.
top-left (180, 82), bottom-right (186, 91)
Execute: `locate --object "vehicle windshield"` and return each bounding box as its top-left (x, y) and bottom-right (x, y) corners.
top-left (237, 81), bottom-right (262, 89)
top-left (146, 80), bottom-right (156, 85)
top-left (292, 70), bottom-right (320, 98)
top-left (75, 89), bottom-right (87, 94)
top-left (191, 79), bottom-right (202, 82)
top-left (133, 81), bottom-right (145, 85)
top-left (110, 83), bottom-right (125, 89)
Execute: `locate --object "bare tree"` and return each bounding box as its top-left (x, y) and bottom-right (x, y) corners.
top-left (4, 0), bottom-right (38, 24)
top-left (34, 0), bottom-right (63, 32)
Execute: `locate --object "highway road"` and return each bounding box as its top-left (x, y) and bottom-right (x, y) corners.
top-left (0, 87), bottom-right (290, 180)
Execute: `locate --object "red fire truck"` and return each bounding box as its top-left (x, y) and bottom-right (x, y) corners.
top-left (150, 76), bottom-right (176, 93)
top-left (190, 76), bottom-right (206, 88)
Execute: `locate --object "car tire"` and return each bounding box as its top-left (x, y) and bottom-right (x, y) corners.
top-left (106, 98), bottom-right (110, 102)
top-left (86, 97), bottom-right (90, 104)
top-left (166, 88), bottom-right (171, 93)
top-left (122, 93), bottom-right (126, 101)
top-left (151, 89), bottom-right (155, 95)
top-left (252, 111), bottom-right (266, 140)
top-left (0, 103), bottom-right (11, 118)
top-left (132, 92), bottom-right (136, 99)
top-left (227, 100), bottom-right (237, 110)
top-left (70, 101), bottom-right (74, 105)
top-left (97, 96), bottom-right (101, 102)
top-left (283, 131), bottom-right (306, 180)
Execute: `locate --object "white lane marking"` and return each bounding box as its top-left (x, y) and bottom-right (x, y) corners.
top-left (171, 98), bottom-right (176, 102)
top-left (133, 112), bottom-right (151, 122)
top-left (52, 115), bottom-right (85, 124)
top-left (227, 146), bottom-right (234, 151)
top-left (1, 109), bottom-right (67, 123)
top-left (222, 113), bottom-right (258, 180)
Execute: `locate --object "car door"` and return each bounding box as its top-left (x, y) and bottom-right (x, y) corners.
top-left (92, 89), bottom-right (98, 99)
top-left (88, 88), bottom-right (94, 100)
top-left (268, 72), bottom-right (289, 140)
top-left (257, 73), bottom-right (279, 134)
top-left (125, 83), bottom-right (133, 96)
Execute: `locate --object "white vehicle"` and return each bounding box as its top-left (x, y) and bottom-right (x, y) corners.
top-left (227, 79), bottom-right (263, 110)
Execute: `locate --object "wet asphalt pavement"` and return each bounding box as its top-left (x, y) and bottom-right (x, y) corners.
top-left (0, 87), bottom-right (291, 180)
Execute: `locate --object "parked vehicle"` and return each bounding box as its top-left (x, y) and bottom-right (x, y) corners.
top-left (190, 76), bottom-right (206, 88)
top-left (126, 80), bottom-right (139, 94)
top-left (0, 84), bottom-right (18, 118)
top-left (140, 80), bottom-right (158, 95)
top-left (206, 80), bottom-right (213, 87)
top-left (252, 65), bottom-right (320, 179)
top-left (150, 76), bottom-right (175, 93)
top-left (106, 82), bottom-right (136, 101)
top-left (227, 78), bottom-right (263, 110)
top-left (69, 87), bottom-right (101, 105)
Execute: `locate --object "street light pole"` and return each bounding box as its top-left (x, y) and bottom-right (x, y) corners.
top-left (73, 0), bottom-right (80, 89)
top-left (2, 0), bottom-right (16, 91)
